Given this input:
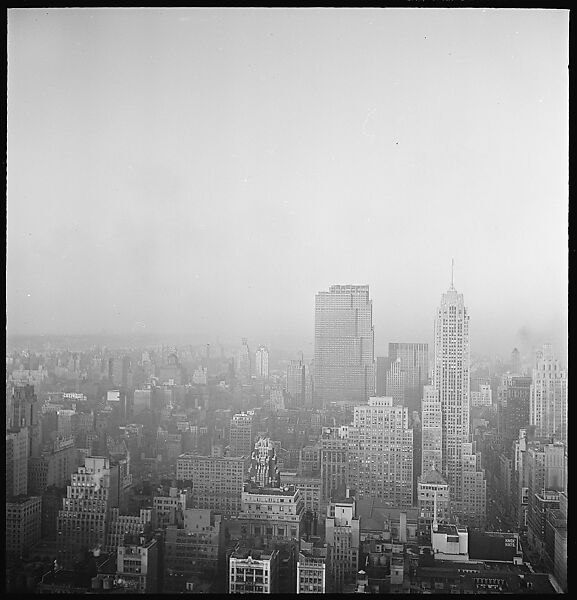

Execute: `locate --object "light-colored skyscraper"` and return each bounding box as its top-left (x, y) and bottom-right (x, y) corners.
top-left (384, 358), bottom-right (407, 406)
top-left (255, 345), bottom-right (269, 379)
top-left (314, 285), bottom-right (375, 407)
top-left (347, 396), bottom-right (413, 508)
top-left (433, 275), bottom-right (486, 525)
top-left (530, 344), bottom-right (567, 442)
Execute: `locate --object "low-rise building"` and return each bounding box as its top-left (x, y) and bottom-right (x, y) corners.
top-left (229, 547), bottom-right (279, 594)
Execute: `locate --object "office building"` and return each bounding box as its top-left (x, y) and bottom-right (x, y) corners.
top-left (133, 388), bottom-right (152, 416)
top-left (530, 344), bottom-right (567, 442)
top-left (230, 412), bottom-right (255, 457)
top-left (255, 346), bottom-right (270, 379)
top-left (279, 471), bottom-right (322, 517)
top-left (6, 426), bottom-right (29, 498)
top-left (164, 509), bottom-right (224, 592)
top-left (417, 467), bottom-right (450, 530)
top-left (237, 338), bottom-right (252, 382)
top-left (314, 285), bottom-right (375, 407)
top-left (286, 358), bottom-right (306, 406)
top-left (325, 497), bottom-right (360, 592)
top-left (249, 436), bottom-right (281, 488)
top-left (384, 359), bottom-right (407, 406)
top-left (497, 375), bottom-right (532, 454)
top-left (176, 453), bottom-right (245, 515)
top-left (297, 539), bottom-right (329, 594)
top-left (113, 537), bottom-right (159, 593)
top-left (57, 456), bottom-right (120, 566)
top-left (229, 547), bottom-right (280, 594)
top-left (433, 276), bottom-right (486, 524)
top-left (105, 507), bottom-right (154, 552)
top-left (388, 343), bottom-right (429, 412)
top-left (238, 483), bottom-right (305, 545)
top-left (347, 397), bottom-right (413, 508)
top-left (28, 436), bottom-right (77, 495)
top-left (421, 386), bottom-right (442, 475)
top-left (6, 495), bottom-right (42, 558)
top-left (470, 383), bottom-right (492, 407)
top-left (320, 427), bottom-right (349, 507)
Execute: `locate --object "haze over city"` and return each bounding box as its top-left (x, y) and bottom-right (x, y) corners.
top-left (7, 8), bottom-right (567, 361)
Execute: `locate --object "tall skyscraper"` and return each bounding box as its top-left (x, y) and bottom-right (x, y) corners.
top-left (347, 397), bottom-right (413, 508)
top-left (237, 338), bottom-right (252, 382)
top-left (255, 346), bottom-right (269, 379)
top-left (388, 343), bottom-right (429, 411)
top-left (433, 274), bottom-right (486, 525)
top-left (314, 285), bottom-right (375, 407)
top-left (530, 344), bottom-right (567, 442)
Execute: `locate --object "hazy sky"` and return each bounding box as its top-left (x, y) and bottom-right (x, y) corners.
top-left (7, 8), bottom-right (568, 359)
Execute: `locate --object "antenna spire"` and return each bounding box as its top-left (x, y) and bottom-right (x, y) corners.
top-left (450, 258), bottom-right (455, 290)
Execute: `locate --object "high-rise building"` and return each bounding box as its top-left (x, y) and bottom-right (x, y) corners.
top-left (314, 285), bottom-right (375, 407)
top-left (325, 497), bottom-right (360, 592)
top-left (384, 359), bottom-right (407, 406)
top-left (347, 397), bottom-right (413, 508)
top-left (421, 386), bottom-right (442, 475)
top-left (238, 483), bottom-right (305, 544)
top-left (176, 454), bottom-right (245, 515)
top-left (249, 437), bottom-right (281, 488)
top-left (511, 347), bottom-right (522, 375)
top-left (237, 338), bottom-right (252, 382)
top-left (286, 358), bottom-right (306, 406)
top-left (57, 456), bottom-right (120, 566)
top-left (433, 276), bottom-right (486, 525)
top-left (28, 436), bottom-right (77, 495)
top-left (388, 343), bottom-right (429, 411)
top-left (6, 495), bottom-right (42, 558)
top-left (6, 426), bottom-right (29, 498)
top-left (497, 375), bottom-right (531, 455)
top-left (525, 441), bottom-right (566, 559)
top-left (530, 345), bottom-right (567, 442)
top-left (10, 384), bottom-right (41, 457)
top-left (255, 346), bottom-right (269, 379)
top-left (164, 509), bottom-right (223, 593)
top-left (133, 388), bottom-right (152, 416)
top-left (320, 427), bottom-right (349, 507)
top-left (229, 412), bottom-right (255, 457)
top-left (375, 356), bottom-right (391, 397)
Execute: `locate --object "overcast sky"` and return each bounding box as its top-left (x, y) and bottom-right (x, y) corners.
top-left (7, 8), bottom-right (568, 359)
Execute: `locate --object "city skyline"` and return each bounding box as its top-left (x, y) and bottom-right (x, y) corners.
top-left (7, 8), bottom-right (568, 360)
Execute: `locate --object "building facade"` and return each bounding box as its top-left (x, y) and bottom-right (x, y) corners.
top-left (347, 397), bottom-right (413, 508)
top-left (176, 453), bottom-right (245, 515)
top-left (314, 285), bottom-right (375, 407)
top-left (433, 280), bottom-right (486, 524)
top-left (530, 345), bottom-right (567, 442)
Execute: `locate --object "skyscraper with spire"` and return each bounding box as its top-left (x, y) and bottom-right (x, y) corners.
top-left (433, 264), bottom-right (486, 526)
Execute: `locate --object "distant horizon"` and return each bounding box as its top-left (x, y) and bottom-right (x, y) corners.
top-left (7, 9), bottom-right (568, 367)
